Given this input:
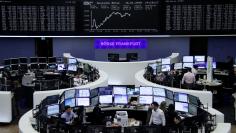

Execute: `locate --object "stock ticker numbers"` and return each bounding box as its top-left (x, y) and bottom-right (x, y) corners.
top-left (0, 0), bottom-right (236, 36)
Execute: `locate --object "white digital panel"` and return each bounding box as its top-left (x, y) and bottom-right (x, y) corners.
top-left (47, 104), bottom-right (59, 116)
top-left (175, 102), bottom-right (188, 112)
top-left (57, 64), bottom-right (66, 71)
top-left (78, 89), bottom-right (90, 97)
top-left (99, 95), bottom-right (113, 104)
top-left (183, 63), bottom-right (193, 68)
top-left (114, 95), bottom-right (128, 104)
top-left (174, 63), bottom-right (182, 69)
top-left (194, 56), bottom-right (205, 62)
top-left (153, 87), bottom-right (165, 97)
top-left (139, 96), bottom-right (153, 105)
top-left (183, 56), bottom-right (194, 63)
top-left (140, 87), bottom-right (153, 95)
top-left (162, 58), bottom-right (171, 65)
top-left (76, 98), bottom-right (90, 106)
top-left (65, 90), bottom-right (75, 99)
top-left (113, 86), bottom-right (127, 95)
top-left (65, 98), bottom-right (76, 107)
top-left (153, 96), bottom-right (165, 104)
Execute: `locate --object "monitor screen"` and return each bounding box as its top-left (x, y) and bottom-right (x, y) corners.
top-left (140, 86), bottom-right (153, 95)
top-left (30, 63), bottom-right (38, 69)
top-left (114, 95), bottom-right (128, 104)
top-left (30, 57), bottom-right (38, 63)
top-left (161, 65), bottom-right (171, 72)
top-left (19, 64), bottom-right (28, 70)
top-left (153, 87), bottom-right (165, 97)
top-left (139, 96), bottom-right (153, 105)
top-left (68, 64), bottom-right (77, 72)
top-left (57, 64), bottom-right (66, 71)
top-left (39, 63), bottom-right (47, 69)
top-left (183, 56), bottom-right (194, 63)
top-left (64, 98), bottom-right (76, 108)
top-left (127, 87), bottom-right (140, 95)
top-left (76, 98), bottom-right (90, 106)
top-left (113, 86), bottom-right (127, 95)
top-left (48, 57), bottom-right (57, 63)
top-left (195, 62), bottom-right (206, 69)
top-left (194, 56), bottom-right (205, 62)
top-left (166, 90), bottom-right (174, 100)
top-left (189, 104), bottom-right (198, 115)
top-left (153, 96), bottom-right (166, 104)
top-left (47, 104), bottom-right (59, 116)
top-left (68, 58), bottom-right (77, 64)
top-left (11, 64), bottom-right (19, 71)
top-left (188, 95), bottom-right (198, 106)
top-left (174, 63), bottom-right (182, 70)
top-left (48, 64), bottom-right (57, 69)
top-left (183, 63), bottom-right (193, 68)
top-left (19, 57), bottom-right (28, 63)
top-left (91, 96), bottom-right (99, 106)
top-left (64, 89), bottom-right (75, 99)
top-left (4, 59), bottom-right (10, 65)
top-left (175, 102), bottom-right (188, 113)
top-left (90, 88), bottom-right (99, 98)
top-left (99, 95), bottom-right (113, 104)
top-left (99, 87), bottom-right (113, 95)
top-left (162, 58), bottom-right (171, 65)
top-left (76, 89), bottom-right (90, 97)
top-left (174, 93), bottom-right (188, 103)
top-left (38, 57), bottom-right (47, 63)
top-left (11, 58), bottom-right (19, 64)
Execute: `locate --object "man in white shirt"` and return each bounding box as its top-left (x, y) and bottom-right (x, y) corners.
top-left (182, 68), bottom-right (196, 89)
top-left (149, 102), bottom-right (166, 126)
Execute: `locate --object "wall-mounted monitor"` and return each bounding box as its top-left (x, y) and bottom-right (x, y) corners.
top-left (68, 58), bottom-right (77, 64)
top-left (113, 86), bottom-right (127, 95)
top-left (64, 89), bottom-right (75, 99)
top-left (64, 98), bottom-right (76, 108)
top-left (140, 86), bottom-right (153, 95)
top-left (126, 53), bottom-right (138, 61)
top-left (162, 58), bottom-right (171, 65)
top-left (76, 98), bottom-right (90, 106)
top-left (194, 56), bottom-right (205, 62)
top-left (175, 102), bottom-right (188, 113)
top-left (90, 88), bottom-right (99, 98)
top-left (108, 53), bottom-right (119, 62)
top-left (76, 89), bottom-right (90, 97)
top-left (99, 87), bottom-right (113, 95)
top-left (47, 104), bottom-right (59, 116)
top-left (174, 93), bottom-right (188, 103)
top-left (99, 95), bottom-right (113, 104)
top-left (57, 64), bottom-right (66, 71)
top-left (174, 63), bottom-right (182, 70)
top-left (48, 64), bottom-right (57, 69)
top-left (153, 96), bottom-right (165, 104)
top-left (194, 62), bottom-right (206, 69)
top-left (161, 65), bottom-right (171, 72)
top-left (139, 96), bottom-right (153, 105)
top-left (68, 64), bottom-right (77, 72)
top-left (183, 63), bottom-right (193, 68)
top-left (11, 64), bottom-right (19, 71)
top-left (4, 59), bottom-right (10, 65)
top-left (183, 56), bottom-right (193, 63)
top-left (153, 87), bottom-right (165, 97)
top-left (11, 58), bottom-right (19, 64)
top-left (114, 95), bottom-right (128, 105)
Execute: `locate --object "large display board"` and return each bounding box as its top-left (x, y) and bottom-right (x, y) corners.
top-left (1, 0), bottom-right (236, 36)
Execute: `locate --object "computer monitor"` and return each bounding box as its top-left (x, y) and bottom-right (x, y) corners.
top-left (114, 95), bottom-right (128, 105)
top-left (30, 63), bottom-right (39, 70)
top-left (174, 63), bottom-right (183, 70)
top-left (195, 62), bottom-right (206, 69)
top-left (64, 89), bottom-right (75, 99)
top-left (48, 64), bottom-right (57, 69)
top-left (174, 93), bottom-right (188, 103)
top-left (38, 57), bottom-right (47, 63)
top-left (30, 57), bottom-right (38, 63)
top-left (139, 96), bottom-right (153, 105)
top-left (68, 58), bottom-right (77, 64)
top-left (127, 87), bottom-right (140, 95)
top-left (162, 58), bottom-right (171, 65)
top-left (39, 63), bottom-right (47, 69)
top-left (183, 56), bottom-right (193, 63)
top-left (175, 102), bottom-right (188, 113)
top-left (153, 87), bottom-right (165, 97)
top-left (48, 57), bottom-right (57, 63)
top-left (183, 63), bottom-right (193, 68)
top-left (188, 95), bottom-right (199, 106)
top-left (4, 59), bottom-right (10, 66)
top-left (76, 98), bottom-right (90, 106)
top-left (194, 56), bottom-right (205, 62)
top-left (19, 64), bottom-right (28, 71)
top-left (166, 90), bottom-right (174, 100)
top-left (68, 64), bottom-right (77, 72)
top-left (189, 104), bottom-right (198, 115)
top-left (76, 89), bottom-right (90, 97)
top-left (113, 86), bottom-right (127, 95)
top-left (19, 57), bottom-right (28, 63)
top-left (11, 64), bottom-right (19, 71)
top-left (91, 96), bottom-right (99, 106)
top-left (47, 104), bottom-right (59, 116)
top-left (99, 95), bottom-right (113, 104)
top-left (11, 58), bottom-right (19, 64)
top-left (99, 87), bottom-right (113, 95)
top-left (161, 65), bottom-right (171, 72)
top-left (153, 96), bottom-right (165, 104)
top-left (57, 64), bottom-right (66, 71)
top-left (140, 86), bottom-right (153, 95)
top-left (126, 53), bottom-right (138, 61)
top-left (65, 98), bottom-right (76, 108)
top-left (108, 53), bottom-right (119, 62)
top-left (90, 88), bottom-right (99, 98)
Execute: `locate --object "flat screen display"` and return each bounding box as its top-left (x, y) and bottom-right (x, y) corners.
top-left (11, 58), bottom-right (19, 64)
top-left (174, 93), bottom-right (188, 103)
top-left (30, 63), bottom-right (38, 69)
top-left (48, 64), bottom-right (57, 69)
top-left (153, 87), bottom-right (165, 97)
top-left (188, 95), bottom-right (198, 106)
top-left (47, 104), bottom-right (59, 116)
top-left (166, 90), bottom-right (174, 100)
top-left (99, 95), bottom-right (113, 104)
top-left (183, 63), bottom-right (193, 68)
top-left (39, 63), bottom-right (47, 69)
top-left (161, 65), bottom-right (171, 72)
top-left (183, 56), bottom-right (193, 63)
top-left (91, 96), bottom-right (99, 106)
top-left (139, 96), bottom-right (153, 105)
top-left (64, 98), bottom-right (76, 108)
top-left (65, 89), bottom-right (75, 99)
top-left (194, 56), bottom-right (205, 62)
top-left (153, 96), bottom-right (165, 104)
top-left (19, 57), bottom-right (28, 63)
top-left (113, 86), bottom-right (127, 95)
top-left (127, 87), bottom-right (140, 95)
top-left (140, 86), bottom-right (153, 95)
top-left (175, 102), bottom-right (188, 113)
top-left (90, 88), bottom-right (99, 97)
top-left (174, 63), bottom-right (182, 70)
top-left (99, 87), bottom-right (113, 95)
top-left (68, 58), bottom-right (77, 64)
top-left (57, 64), bottom-right (66, 71)
top-left (68, 64), bottom-right (77, 71)
top-left (76, 89), bottom-right (90, 97)
top-left (76, 98), bottom-right (90, 106)
top-left (30, 57), bottom-right (38, 63)
top-left (38, 57), bottom-right (47, 63)
top-left (114, 95), bottom-right (128, 104)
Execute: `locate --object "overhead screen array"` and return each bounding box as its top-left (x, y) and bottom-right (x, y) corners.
top-left (1, 0), bottom-right (236, 36)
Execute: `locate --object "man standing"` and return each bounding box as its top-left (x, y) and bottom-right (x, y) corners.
top-left (149, 102), bottom-right (166, 127)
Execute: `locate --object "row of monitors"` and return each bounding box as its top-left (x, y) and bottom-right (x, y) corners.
top-left (161, 56), bottom-right (206, 65)
top-left (174, 62), bottom-right (216, 70)
top-left (47, 99), bottom-right (197, 116)
top-left (4, 57), bottom-right (77, 65)
top-left (5, 63), bottom-right (78, 72)
top-left (61, 86), bottom-right (199, 106)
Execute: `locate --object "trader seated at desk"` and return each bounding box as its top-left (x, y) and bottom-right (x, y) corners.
top-left (61, 105), bottom-right (77, 132)
top-left (182, 68), bottom-right (196, 89)
top-left (149, 102), bottom-right (166, 128)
